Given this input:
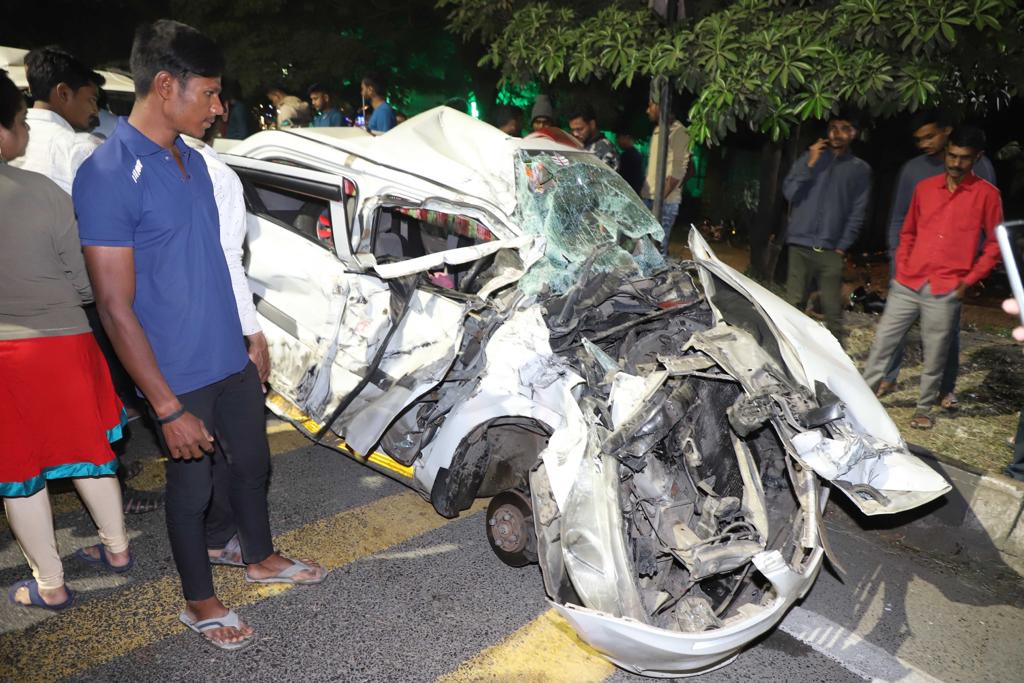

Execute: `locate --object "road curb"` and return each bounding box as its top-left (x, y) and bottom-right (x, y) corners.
top-left (909, 443), bottom-right (1024, 557)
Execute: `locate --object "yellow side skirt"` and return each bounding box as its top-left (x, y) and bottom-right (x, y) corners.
top-left (266, 391), bottom-right (415, 479)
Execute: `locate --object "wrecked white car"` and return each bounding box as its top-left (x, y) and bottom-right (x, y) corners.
top-left (221, 107), bottom-right (951, 677)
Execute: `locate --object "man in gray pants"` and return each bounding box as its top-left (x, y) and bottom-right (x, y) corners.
top-left (876, 110), bottom-right (997, 407)
top-left (782, 111), bottom-right (872, 341)
top-left (862, 126), bottom-right (1003, 430)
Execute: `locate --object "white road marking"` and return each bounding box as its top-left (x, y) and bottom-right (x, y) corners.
top-left (779, 606), bottom-right (943, 683)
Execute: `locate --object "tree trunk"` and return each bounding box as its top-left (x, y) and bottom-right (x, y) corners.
top-left (751, 126), bottom-right (802, 284)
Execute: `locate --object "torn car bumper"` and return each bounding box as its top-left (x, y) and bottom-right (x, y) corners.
top-left (551, 547), bottom-right (824, 678)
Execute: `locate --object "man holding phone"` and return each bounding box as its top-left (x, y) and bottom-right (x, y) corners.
top-left (782, 111), bottom-right (872, 341)
top-left (862, 126), bottom-right (1003, 430)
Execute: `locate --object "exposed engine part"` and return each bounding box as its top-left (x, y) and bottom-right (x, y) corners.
top-left (486, 489), bottom-right (538, 567)
top-left (674, 596), bottom-right (722, 633)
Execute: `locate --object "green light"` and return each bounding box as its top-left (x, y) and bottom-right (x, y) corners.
top-left (468, 91), bottom-right (480, 119)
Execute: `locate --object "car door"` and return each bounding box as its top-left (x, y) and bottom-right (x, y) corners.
top-left (223, 157), bottom-right (397, 427)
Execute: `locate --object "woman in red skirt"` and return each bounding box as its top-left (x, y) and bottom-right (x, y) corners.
top-left (0, 70), bottom-right (133, 611)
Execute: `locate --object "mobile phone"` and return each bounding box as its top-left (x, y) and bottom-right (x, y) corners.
top-left (996, 220), bottom-right (1024, 326)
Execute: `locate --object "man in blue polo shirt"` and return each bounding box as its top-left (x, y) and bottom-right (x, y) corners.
top-left (74, 19), bottom-right (323, 651)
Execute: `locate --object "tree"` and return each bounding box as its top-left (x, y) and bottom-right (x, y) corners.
top-left (440, 0), bottom-right (1024, 145)
top-left (441, 0), bottom-right (1024, 279)
top-left (172, 0), bottom-right (487, 110)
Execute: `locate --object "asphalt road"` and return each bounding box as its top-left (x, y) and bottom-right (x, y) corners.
top-left (1, 420), bottom-right (1022, 683)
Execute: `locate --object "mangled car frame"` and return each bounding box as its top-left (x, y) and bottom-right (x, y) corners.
top-left (220, 108), bottom-right (950, 677)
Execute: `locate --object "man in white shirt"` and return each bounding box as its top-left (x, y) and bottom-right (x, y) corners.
top-left (642, 99), bottom-right (691, 257)
top-left (11, 46), bottom-right (101, 194)
top-left (183, 135), bottom-right (270, 382)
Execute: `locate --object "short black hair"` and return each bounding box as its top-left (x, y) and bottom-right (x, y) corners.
top-left (444, 97), bottom-right (467, 113)
top-left (130, 19), bottom-right (224, 97)
top-left (949, 125), bottom-right (986, 152)
top-left (25, 46), bottom-right (96, 101)
top-left (307, 82), bottom-right (330, 97)
top-left (909, 108), bottom-right (955, 133)
top-left (361, 72), bottom-right (387, 97)
top-left (491, 104), bottom-right (522, 128)
top-left (829, 107), bottom-right (863, 131)
top-left (567, 103), bottom-right (597, 123)
top-left (0, 69), bottom-right (26, 129)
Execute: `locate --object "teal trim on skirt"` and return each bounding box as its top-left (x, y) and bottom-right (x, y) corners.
top-left (0, 408), bottom-right (127, 498)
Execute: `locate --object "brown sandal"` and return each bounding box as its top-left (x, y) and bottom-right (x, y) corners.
top-left (940, 393), bottom-right (959, 411)
top-left (875, 380), bottom-right (897, 398)
top-left (910, 414), bottom-right (934, 430)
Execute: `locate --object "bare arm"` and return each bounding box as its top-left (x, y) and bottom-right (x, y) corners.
top-left (84, 245), bottom-right (213, 459)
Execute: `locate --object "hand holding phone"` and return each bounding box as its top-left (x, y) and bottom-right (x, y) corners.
top-left (996, 220), bottom-right (1024, 328)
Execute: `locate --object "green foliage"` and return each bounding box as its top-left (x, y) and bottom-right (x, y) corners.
top-left (440, 0), bottom-right (1024, 144)
top-left (172, 0), bottom-right (481, 111)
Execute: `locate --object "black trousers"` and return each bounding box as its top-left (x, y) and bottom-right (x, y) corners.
top-left (161, 362), bottom-right (274, 601)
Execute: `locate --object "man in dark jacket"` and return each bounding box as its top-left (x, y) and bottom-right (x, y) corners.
top-left (782, 112), bottom-right (872, 340)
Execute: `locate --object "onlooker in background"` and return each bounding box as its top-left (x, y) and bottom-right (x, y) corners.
top-left (184, 119), bottom-right (272, 568)
top-left (862, 126), bottom-right (1002, 430)
top-left (568, 104), bottom-right (619, 171)
top-left (361, 73), bottom-right (396, 134)
top-left (530, 94), bottom-right (554, 131)
top-left (87, 86), bottom-right (119, 141)
top-left (75, 20), bottom-right (324, 651)
top-left (616, 131), bottom-right (644, 195)
top-left (307, 83), bottom-right (343, 127)
top-left (266, 85), bottom-right (310, 129)
top-left (781, 111), bottom-right (871, 340)
top-left (222, 80), bottom-right (250, 139)
top-left (876, 110), bottom-right (998, 407)
top-left (1002, 297), bottom-right (1024, 481)
top-left (11, 46), bottom-right (100, 194)
top-left (491, 104), bottom-right (522, 137)
top-left (0, 69), bottom-right (132, 612)
top-left (444, 97), bottom-right (468, 114)
top-left (642, 98), bottom-right (690, 256)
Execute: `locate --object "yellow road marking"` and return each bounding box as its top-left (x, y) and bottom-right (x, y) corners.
top-left (1, 492), bottom-right (487, 683)
top-left (438, 608), bottom-right (615, 683)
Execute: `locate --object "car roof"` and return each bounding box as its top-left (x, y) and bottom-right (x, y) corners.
top-left (1, 46), bottom-right (135, 94)
top-left (238, 106), bottom-right (583, 216)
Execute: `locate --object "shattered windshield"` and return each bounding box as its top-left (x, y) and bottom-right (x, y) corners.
top-left (514, 150), bottom-right (665, 295)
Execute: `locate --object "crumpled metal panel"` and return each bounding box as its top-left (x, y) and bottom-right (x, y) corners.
top-left (333, 289), bottom-right (467, 455)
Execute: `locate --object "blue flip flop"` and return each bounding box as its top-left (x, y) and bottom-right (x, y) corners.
top-left (74, 544), bottom-right (134, 574)
top-left (7, 579), bottom-right (75, 612)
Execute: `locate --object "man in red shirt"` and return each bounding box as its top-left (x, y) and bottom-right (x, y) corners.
top-left (862, 126), bottom-right (1002, 430)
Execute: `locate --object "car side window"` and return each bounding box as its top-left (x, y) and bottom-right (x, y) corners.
top-left (240, 175), bottom-right (338, 255)
top-left (372, 206), bottom-right (494, 262)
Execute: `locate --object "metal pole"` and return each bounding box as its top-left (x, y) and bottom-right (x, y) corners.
top-left (650, 1), bottom-right (680, 224)
top-left (651, 78), bottom-right (671, 223)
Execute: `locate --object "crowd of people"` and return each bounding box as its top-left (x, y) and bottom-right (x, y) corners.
top-left (1, 20), bottom-right (322, 650)
top-left (0, 13), bottom-right (1020, 658)
top-left (776, 109), bottom-right (1006, 434)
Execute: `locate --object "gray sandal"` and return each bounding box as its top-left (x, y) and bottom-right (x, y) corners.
top-left (245, 558), bottom-right (325, 585)
top-left (208, 535), bottom-right (245, 568)
top-left (178, 609), bottom-right (253, 651)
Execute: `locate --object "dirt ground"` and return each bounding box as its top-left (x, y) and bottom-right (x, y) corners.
top-left (675, 239), bottom-right (1024, 475)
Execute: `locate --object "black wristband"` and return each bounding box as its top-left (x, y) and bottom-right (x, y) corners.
top-left (156, 407), bottom-right (186, 425)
